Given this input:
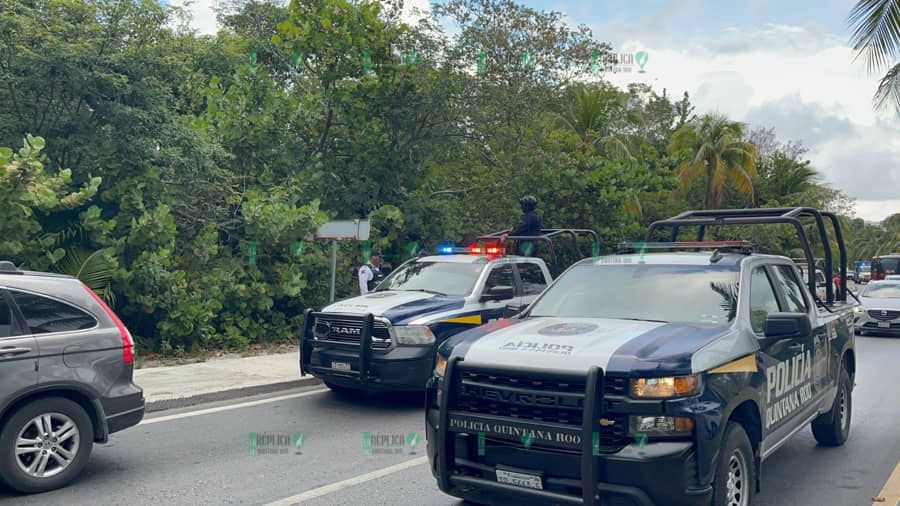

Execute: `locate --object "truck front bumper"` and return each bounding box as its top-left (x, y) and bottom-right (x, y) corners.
top-left (300, 311), bottom-right (435, 391)
top-left (425, 406), bottom-right (711, 506)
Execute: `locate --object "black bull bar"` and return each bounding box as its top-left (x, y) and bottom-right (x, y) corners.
top-left (299, 309), bottom-right (376, 387)
top-left (435, 357), bottom-right (653, 506)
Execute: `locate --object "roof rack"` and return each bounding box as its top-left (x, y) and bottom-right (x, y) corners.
top-left (0, 261), bottom-right (23, 275)
top-left (616, 241), bottom-right (756, 255)
top-left (475, 228), bottom-right (598, 275)
top-left (646, 208), bottom-right (847, 304)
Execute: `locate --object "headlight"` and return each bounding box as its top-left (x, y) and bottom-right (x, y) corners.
top-left (434, 354), bottom-right (447, 377)
top-left (394, 325), bottom-right (436, 345)
top-left (631, 375), bottom-right (701, 398)
top-left (628, 416), bottom-right (694, 437)
top-left (853, 306), bottom-right (861, 313)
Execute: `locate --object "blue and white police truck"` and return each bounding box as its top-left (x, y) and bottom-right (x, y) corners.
top-left (427, 208), bottom-right (856, 506)
top-left (300, 241), bottom-right (562, 393)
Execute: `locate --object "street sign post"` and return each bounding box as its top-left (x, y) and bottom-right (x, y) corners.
top-left (314, 220), bottom-right (371, 302)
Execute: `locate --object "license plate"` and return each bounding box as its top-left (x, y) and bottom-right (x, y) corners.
top-left (331, 361), bottom-right (352, 371)
top-left (878, 321), bottom-right (891, 328)
top-left (495, 469), bottom-right (543, 490)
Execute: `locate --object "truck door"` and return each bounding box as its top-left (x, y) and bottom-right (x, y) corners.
top-left (770, 265), bottom-right (828, 399)
top-left (750, 266), bottom-right (814, 435)
top-left (514, 261), bottom-right (550, 306)
top-left (479, 263), bottom-right (517, 322)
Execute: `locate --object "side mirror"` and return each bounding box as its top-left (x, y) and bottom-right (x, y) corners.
top-left (762, 312), bottom-right (811, 343)
top-left (503, 303), bottom-right (528, 318)
top-left (482, 285), bottom-right (514, 302)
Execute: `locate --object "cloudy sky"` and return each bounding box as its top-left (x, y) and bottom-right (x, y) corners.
top-left (171, 0), bottom-right (899, 222)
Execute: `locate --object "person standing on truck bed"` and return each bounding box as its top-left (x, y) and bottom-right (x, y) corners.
top-left (500, 195), bottom-right (542, 256)
top-left (358, 251), bottom-right (383, 295)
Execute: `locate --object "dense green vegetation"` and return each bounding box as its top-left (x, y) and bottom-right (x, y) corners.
top-left (1, 0), bottom-right (897, 355)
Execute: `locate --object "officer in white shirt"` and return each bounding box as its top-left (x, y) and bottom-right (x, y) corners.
top-left (358, 251), bottom-right (383, 294)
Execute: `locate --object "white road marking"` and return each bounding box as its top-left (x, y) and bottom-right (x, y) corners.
top-left (139, 388), bottom-right (329, 425)
top-left (263, 456), bottom-right (429, 505)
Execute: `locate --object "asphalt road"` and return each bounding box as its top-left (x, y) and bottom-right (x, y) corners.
top-left (1, 334), bottom-right (898, 506)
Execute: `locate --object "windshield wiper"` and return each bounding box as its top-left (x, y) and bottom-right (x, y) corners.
top-left (620, 317), bottom-right (669, 323)
top-left (399, 288), bottom-right (447, 296)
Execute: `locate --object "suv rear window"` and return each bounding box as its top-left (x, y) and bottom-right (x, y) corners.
top-left (11, 290), bottom-right (97, 334)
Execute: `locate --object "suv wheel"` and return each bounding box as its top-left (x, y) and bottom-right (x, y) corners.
top-left (811, 366), bottom-right (852, 446)
top-left (0, 397), bottom-right (94, 493)
top-left (712, 422), bottom-right (755, 506)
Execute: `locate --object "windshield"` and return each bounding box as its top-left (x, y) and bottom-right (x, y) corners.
top-left (875, 258), bottom-right (900, 275)
top-left (376, 261), bottom-right (484, 296)
top-left (862, 283), bottom-right (900, 299)
top-left (528, 263), bottom-right (740, 326)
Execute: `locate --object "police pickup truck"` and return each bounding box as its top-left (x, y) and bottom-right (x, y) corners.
top-left (427, 208), bottom-right (856, 506)
top-left (299, 245), bottom-right (554, 392)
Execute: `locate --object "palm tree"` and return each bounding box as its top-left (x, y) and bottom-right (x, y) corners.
top-left (667, 114), bottom-right (758, 209)
top-left (849, 0), bottom-right (900, 114)
top-left (555, 83), bottom-right (638, 161)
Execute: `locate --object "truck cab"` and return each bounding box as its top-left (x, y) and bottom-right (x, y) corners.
top-left (426, 207), bottom-right (856, 506)
top-left (300, 251), bottom-right (552, 392)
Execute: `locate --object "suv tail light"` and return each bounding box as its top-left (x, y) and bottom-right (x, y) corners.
top-left (82, 284), bottom-right (134, 365)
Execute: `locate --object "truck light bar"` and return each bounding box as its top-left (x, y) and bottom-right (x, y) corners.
top-left (437, 245), bottom-right (504, 256)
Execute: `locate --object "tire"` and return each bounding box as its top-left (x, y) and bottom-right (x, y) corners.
top-left (0, 397), bottom-right (94, 493)
top-left (712, 422), bottom-right (755, 506)
top-left (811, 366), bottom-right (852, 446)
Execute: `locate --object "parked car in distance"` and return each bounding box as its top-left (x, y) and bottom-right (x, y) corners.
top-left (871, 254), bottom-right (900, 281)
top-left (885, 274), bottom-right (900, 280)
top-left (855, 280), bottom-right (900, 336)
top-left (858, 267), bottom-right (872, 283)
top-left (0, 261), bottom-right (144, 493)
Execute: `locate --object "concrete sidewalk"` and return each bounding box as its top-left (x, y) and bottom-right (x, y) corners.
top-left (135, 351), bottom-right (320, 412)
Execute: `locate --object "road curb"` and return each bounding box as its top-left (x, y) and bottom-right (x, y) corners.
top-left (144, 376), bottom-right (323, 413)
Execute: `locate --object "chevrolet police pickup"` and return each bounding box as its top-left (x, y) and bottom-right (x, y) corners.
top-left (426, 207), bottom-right (856, 506)
top-left (300, 246), bottom-right (553, 392)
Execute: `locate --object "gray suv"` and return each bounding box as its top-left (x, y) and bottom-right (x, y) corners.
top-left (0, 261), bottom-right (144, 493)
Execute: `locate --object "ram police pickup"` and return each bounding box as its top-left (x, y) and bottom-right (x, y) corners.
top-left (427, 208), bottom-right (856, 506)
top-left (300, 247), bottom-right (553, 392)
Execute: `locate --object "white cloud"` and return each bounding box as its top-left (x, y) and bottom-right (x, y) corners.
top-left (603, 24), bottom-right (900, 222)
top-left (170, 0), bottom-right (220, 35)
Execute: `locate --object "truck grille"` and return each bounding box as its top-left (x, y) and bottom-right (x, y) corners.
top-left (313, 314), bottom-right (391, 348)
top-left (868, 309), bottom-right (900, 321)
top-left (453, 370), bottom-right (629, 453)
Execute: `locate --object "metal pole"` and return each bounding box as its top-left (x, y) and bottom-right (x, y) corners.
top-left (330, 240), bottom-right (337, 302)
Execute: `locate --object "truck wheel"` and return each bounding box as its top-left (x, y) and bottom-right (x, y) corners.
top-left (811, 367), bottom-right (852, 446)
top-left (712, 422), bottom-right (755, 506)
top-left (0, 397), bottom-right (94, 493)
